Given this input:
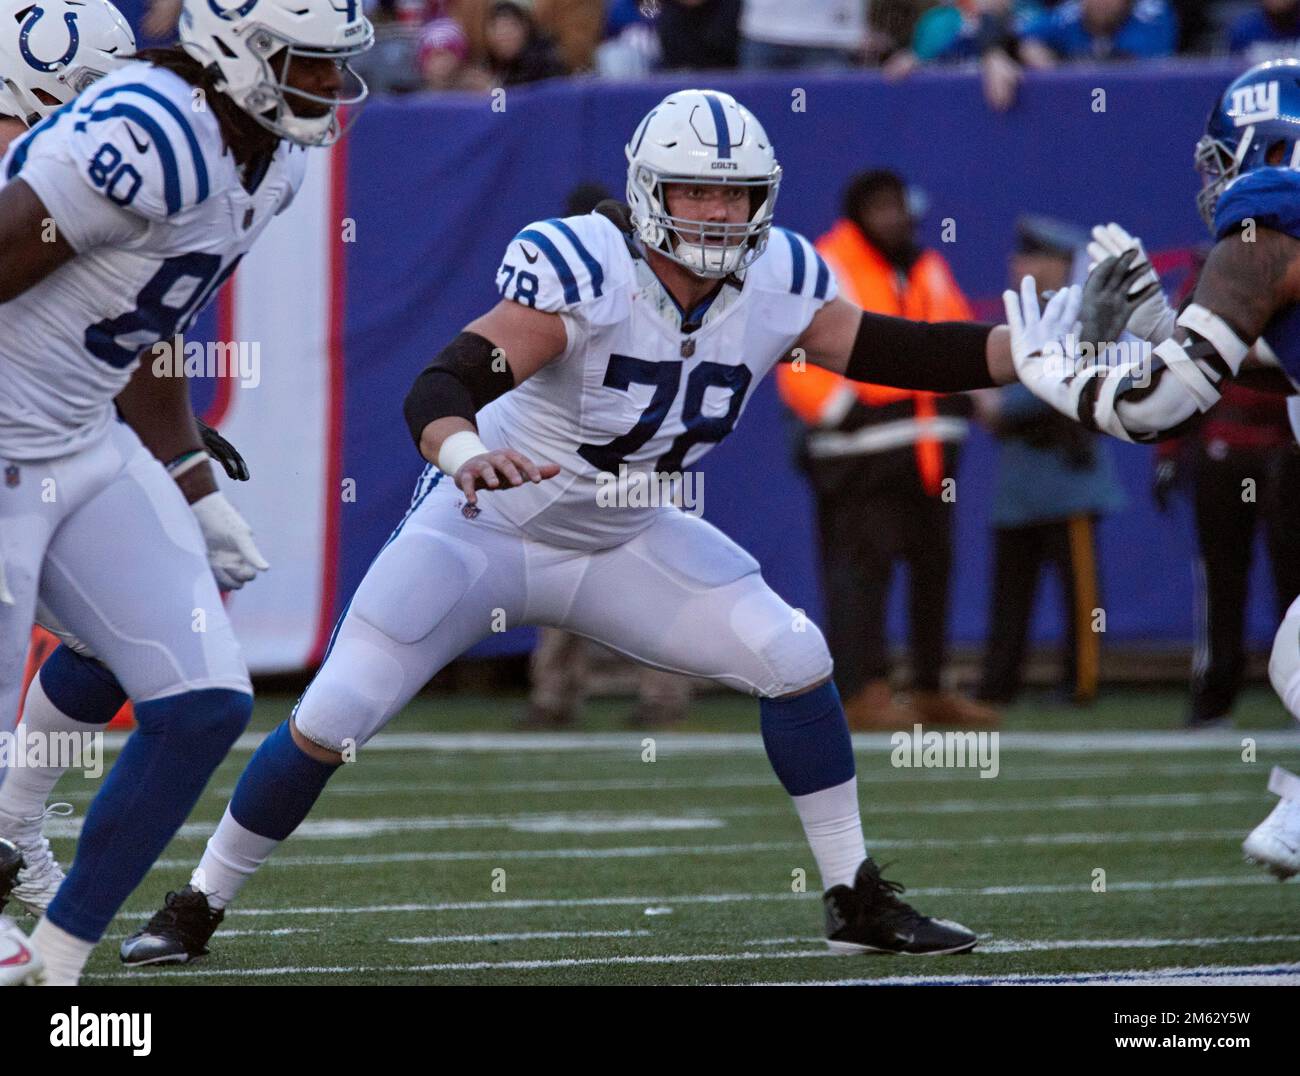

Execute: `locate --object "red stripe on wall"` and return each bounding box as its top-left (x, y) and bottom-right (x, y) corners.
top-left (307, 132), bottom-right (348, 665)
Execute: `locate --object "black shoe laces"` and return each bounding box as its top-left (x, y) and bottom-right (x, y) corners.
top-left (859, 863), bottom-right (925, 928)
top-left (144, 889), bottom-right (212, 938)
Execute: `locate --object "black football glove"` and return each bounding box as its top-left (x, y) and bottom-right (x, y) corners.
top-left (1078, 248), bottom-right (1162, 352)
top-left (197, 418), bottom-right (250, 482)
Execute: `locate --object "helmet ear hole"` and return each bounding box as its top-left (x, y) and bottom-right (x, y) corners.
top-left (1266, 139), bottom-right (1289, 166)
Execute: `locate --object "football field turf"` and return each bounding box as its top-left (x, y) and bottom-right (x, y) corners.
top-left (49, 687), bottom-right (1300, 986)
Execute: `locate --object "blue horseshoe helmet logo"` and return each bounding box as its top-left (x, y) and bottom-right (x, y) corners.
top-left (18, 7), bottom-right (80, 73)
top-left (206, 0), bottom-right (259, 20)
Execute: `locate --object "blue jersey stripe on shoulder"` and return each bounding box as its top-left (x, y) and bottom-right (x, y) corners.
top-left (75, 102), bottom-right (182, 214)
top-left (779, 228), bottom-right (806, 295)
top-left (517, 227), bottom-right (581, 304)
top-left (546, 218), bottom-right (604, 298)
top-left (4, 101), bottom-right (73, 179)
top-left (78, 82), bottom-right (210, 206)
top-left (813, 251), bottom-right (830, 300)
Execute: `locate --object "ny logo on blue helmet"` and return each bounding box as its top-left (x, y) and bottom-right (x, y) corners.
top-left (1196, 59), bottom-right (1300, 230)
top-left (18, 5), bottom-right (79, 73)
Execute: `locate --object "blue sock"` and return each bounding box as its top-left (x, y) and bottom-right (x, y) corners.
top-left (46, 688), bottom-right (252, 942)
top-left (39, 645), bottom-right (127, 725)
top-left (760, 681), bottom-right (855, 796)
top-left (229, 720), bottom-right (339, 841)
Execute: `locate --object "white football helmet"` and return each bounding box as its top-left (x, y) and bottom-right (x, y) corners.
top-left (625, 89), bottom-right (781, 278)
top-left (178, 0), bottom-right (373, 147)
top-left (0, 0), bottom-right (134, 127)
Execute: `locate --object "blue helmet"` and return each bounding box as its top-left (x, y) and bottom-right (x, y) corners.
top-left (1195, 58), bottom-right (1300, 231)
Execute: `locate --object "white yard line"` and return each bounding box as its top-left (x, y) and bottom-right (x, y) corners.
top-left (97, 730), bottom-right (1300, 755)
top-left (148, 828), bottom-right (1249, 871)
top-left (165, 872), bottom-right (1283, 921)
top-left (750, 962), bottom-right (1300, 987)
top-left (389, 930), bottom-right (653, 944)
top-left (101, 927), bottom-right (317, 942)
top-left (87, 944), bottom-right (1300, 983)
top-left (47, 788), bottom-right (1270, 844)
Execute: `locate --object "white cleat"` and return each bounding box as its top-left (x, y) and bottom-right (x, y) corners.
top-left (0, 916), bottom-right (43, 986)
top-left (0, 804), bottom-right (72, 917)
top-left (1242, 767), bottom-right (1300, 881)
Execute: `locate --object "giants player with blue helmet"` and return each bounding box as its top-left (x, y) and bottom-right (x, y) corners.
top-left (0, 0), bottom-right (372, 985)
top-left (122, 90), bottom-right (1038, 967)
top-left (1004, 59), bottom-right (1300, 881)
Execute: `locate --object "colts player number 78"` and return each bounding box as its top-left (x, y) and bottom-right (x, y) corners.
top-left (123, 89), bottom-right (1046, 966)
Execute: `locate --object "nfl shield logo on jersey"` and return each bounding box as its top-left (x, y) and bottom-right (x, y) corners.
top-left (4, 464), bottom-right (19, 488)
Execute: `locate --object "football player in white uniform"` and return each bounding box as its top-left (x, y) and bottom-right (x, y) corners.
top-left (0, 0), bottom-right (372, 985)
top-left (125, 90), bottom-right (1025, 966)
top-left (0, 0), bottom-right (264, 933)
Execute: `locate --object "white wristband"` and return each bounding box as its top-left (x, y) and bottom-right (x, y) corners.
top-left (438, 429), bottom-right (490, 476)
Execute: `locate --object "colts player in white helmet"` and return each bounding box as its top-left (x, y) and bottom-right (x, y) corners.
top-left (0, 0), bottom-right (372, 985)
top-left (0, 0), bottom-right (133, 141)
top-left (0, 0), bottom-right (257, 937)
top-left (124, 90), bottom-right (1027, 967)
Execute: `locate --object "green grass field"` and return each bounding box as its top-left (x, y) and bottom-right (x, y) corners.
top-left (40, 686), bottom-right (1300, 985)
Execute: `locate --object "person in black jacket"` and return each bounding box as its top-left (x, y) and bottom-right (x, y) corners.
top-left (484, 0), bottom-right (568, 85)
top-left (657, 0), bottom-right (741, 70)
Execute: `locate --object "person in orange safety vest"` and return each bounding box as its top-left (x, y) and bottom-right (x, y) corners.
top-left (777, 169), bottom-right (998, 731)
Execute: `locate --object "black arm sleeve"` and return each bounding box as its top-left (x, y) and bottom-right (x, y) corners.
top-left (403, 331), bottom-right (515, 448)
top-left (840, 311), bottom-right (995, 392)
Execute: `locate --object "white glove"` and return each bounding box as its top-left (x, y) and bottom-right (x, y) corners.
top-left (1002, 275), bottom-right (1085, 418)
top-left (1086, 223), bottom-right (1177, 343)
top-left (191, 492), bottom-right (269, 591)
top-left (0, 548), bottom-right (12, 605)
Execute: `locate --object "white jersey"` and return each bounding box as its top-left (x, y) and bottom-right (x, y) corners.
top-left (0, 62), bottom-right (306, 461)
top-left (475, 213), bottom-right (837, 549)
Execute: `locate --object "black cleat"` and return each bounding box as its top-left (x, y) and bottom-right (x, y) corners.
top-left (0, 839), bottom-right (22, 915)
top-left (824, 859), bottom-right (978, 955)
top-left (120, 886), bottom-right (224, 967)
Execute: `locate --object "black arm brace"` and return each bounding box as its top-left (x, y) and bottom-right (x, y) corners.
top-left (403, 331), bottom-right (515, 448)
top-left (841, 312), bottom-right (995, 392)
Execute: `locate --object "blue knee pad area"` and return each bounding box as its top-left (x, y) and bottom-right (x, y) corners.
top-left (47, 688), bottom-right (253, 942)
top-left (230, 719), bottom-right (341, 842)
top-left (38, 645), bottom-right (127, 726)
top-left (759, 681), bottom-right (856, 797)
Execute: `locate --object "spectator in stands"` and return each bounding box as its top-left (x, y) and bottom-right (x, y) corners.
top-left (738, 0), bottom-right (868, 70)
top-left (1154, 384), bottom-right (1300, 728)
top-left (354, 0), bottom-right (426, 95)
top-left (596, 0), bottom-right (661, 78)
top-left (777, 170), bottom-right (997, 731)
top-left (480, 0), bottom-right (568, 85)
top-left (902, 0), bottom-right (1177, 111)
top-left (420, 16), bottom-right (491, 89)
top-left (1229, 0), bottom-right (1300, 63)
top-left (974, 217), bottom-right (1125, 708)
top-left (657, 0), bottom-right (740, 71)
top-left (890, 0), bottom-right (1044, 112)
top-left (450, 0), bottom-right (601, 72)
top-left (1017, 0), bottom-right (1178, 65)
